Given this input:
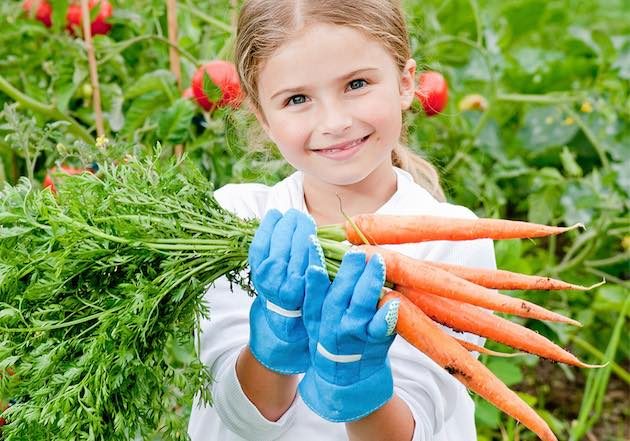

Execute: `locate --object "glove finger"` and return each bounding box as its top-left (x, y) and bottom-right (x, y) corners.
top-left (346, 253), bottom-right (386, 320)
top-left (307, 234), bottom-right (326, 269)
top-left (248, 209), bottom-right (282, 270)
top-left (268, 209), bottom-right (300, 261)
top-left (367, 298), bottom-right (400, 340)
top-left (286, 212), bottom-right (317, 277)
top-left (254, 258), bottom-right (288, 298)
top-left (321, 250), bottom-right (367, 330)
top-left (303, 265), bottom-right (330, 339)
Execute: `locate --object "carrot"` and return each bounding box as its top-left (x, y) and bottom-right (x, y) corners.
top-left (361, 245), bottom-right (581, 326)
top-left (398, 286), bottom-right (603, 368)
top-left (423, 261), bottom-right (605, 291)
top-left (454, 337), bottom-right (525, 358)
top-left (344, 214), bottom-right (583, 245)
top-left (381, 290), bottom-right (558, 441)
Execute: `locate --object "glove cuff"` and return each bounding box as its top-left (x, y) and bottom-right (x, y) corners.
top-left (249, 300), bottom-right (309, 375)
top-left (298, 362), bottom-right (394, 422)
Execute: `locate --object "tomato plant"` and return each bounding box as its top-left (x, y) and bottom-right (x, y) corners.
top-left (22, 0), bottom-right (52, 27)
top-left (191, 60), bottom-right (243, 112)
top-left (21, 0), bottom-right (112, 35)
top-left (0, 0), bottom-right (628, 440)
top-left (66, 0), bottom-right (112, 36)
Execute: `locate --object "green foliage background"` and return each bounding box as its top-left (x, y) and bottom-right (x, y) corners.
top-left (0, 0), bottom-right (628, 440)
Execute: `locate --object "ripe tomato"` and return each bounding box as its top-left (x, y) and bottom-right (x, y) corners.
top-left (22, 0), bottom-right (53, 27)
top-left (66, 0), bottom-right (113, 36)
top-left (42, 165), bottom-right (91, 194)
top-left (191, 61), bottom-right (243, 112)
top-left (415, 71), bottom-right (448, 116)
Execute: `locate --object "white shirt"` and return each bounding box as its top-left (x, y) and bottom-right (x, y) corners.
top-left (188, 168), bottom-right (496, 441)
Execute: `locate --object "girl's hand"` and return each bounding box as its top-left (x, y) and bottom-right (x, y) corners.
top-left (247, 208), bottom-right (316, 374)
top-left (299, 241), bottom-right (400, 422)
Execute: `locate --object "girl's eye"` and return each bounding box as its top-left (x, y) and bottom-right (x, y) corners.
top-left (286, 95), bottom-right (307, 106)
top-left (348, 79), bottom-right (367, 90)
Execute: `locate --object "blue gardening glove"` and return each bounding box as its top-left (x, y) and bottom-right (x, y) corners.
top-left (247, 208), bottom-right (316, 375)
top-left (298, 239), bottom-right (400, 422)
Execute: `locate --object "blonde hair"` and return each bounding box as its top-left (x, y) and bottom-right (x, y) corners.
top-left (234, 0), bottom-right (446, 201)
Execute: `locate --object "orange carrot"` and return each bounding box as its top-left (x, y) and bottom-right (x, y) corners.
top-left (381, 290), bottom-right (558, 441)
top-left (344, 214), bottom-right (583, 245)
top-left (361, 245), bottom-right (581, 326)
top-left (423, 261), bottom-right (605, 291)
top-left (398, 286), bottom-right (602, 368)
top-left (454, 337), bottom-right (525, 358)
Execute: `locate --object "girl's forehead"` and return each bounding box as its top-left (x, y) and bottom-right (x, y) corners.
top-left (258, 23), bottom-right (395, 93)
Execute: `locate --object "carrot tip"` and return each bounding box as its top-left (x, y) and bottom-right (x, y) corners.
top-left (586, 279), bottom-right (606, 290)
top-left (568, 318), bottom-right (583, 327)
top-left (580, 360), bottom-right (609, 369)
top-left (569, 222), bottom-right (586, 231)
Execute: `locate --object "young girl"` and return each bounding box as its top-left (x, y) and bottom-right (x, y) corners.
top-left (188, 1), bottom-right (496, 440)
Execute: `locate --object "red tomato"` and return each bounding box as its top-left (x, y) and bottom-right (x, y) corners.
top-left (415, 71), bottom-right (448, 116)
top-left (43, 165), bottom-right (90, 194)
top-left (191, 61), bottom-right (243, 112)
top-left (66, 0), bottom-right (113, 36)
top-left (22, 0), bottom-right (53, 27)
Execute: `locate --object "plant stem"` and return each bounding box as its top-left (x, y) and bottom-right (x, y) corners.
top-left (570, 336), bottom-right (630, 385)
top-left (496, 93), bottom-right (583, 105)
top-left (97, 35), bottom-right (199, 67)
top-left (81, 0), bottom-right (105, 137)
top-left (564, 106), bottom-right (610, 171)
top-left (0, 75), bottom-right (94, 144)
top-left (180, 1), bottom-right (233, 33)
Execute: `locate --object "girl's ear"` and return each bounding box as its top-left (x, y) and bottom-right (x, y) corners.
top-left (399, 58), bottom-right (417, 110)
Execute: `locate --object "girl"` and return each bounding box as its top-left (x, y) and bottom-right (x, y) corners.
top-left (188, 1), bottom-right (496, 440)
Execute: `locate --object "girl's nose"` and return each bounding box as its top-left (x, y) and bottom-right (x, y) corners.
top-left (319, 100), bottom-right (352, 135)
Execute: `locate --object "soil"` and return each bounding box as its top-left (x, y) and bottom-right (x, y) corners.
top-left (516, 360), bottom-right (630, 441)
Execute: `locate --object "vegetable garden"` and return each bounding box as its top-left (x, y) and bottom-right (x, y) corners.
top-left (0, 0), bottom-right (628, 440)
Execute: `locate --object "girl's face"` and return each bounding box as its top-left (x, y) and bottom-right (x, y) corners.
top-left (256, 23), bottom-right (416, 187)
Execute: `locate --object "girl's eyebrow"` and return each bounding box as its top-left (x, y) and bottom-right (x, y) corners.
top-left (270, 67), bottom-right (380, 100)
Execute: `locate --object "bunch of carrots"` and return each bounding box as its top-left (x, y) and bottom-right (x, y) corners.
top-left (317, 215), bottom-right (604, 441)
top-left (0, 152), bottom-right (603, 440)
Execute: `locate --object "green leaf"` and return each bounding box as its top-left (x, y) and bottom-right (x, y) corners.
top-left (475, 399), bottom-right (501, 429)
top-left (123, 70), bottom-right (176, 100)
top-left (122, 91), bottom-right (170, 137)
top-left (517, 106), bottom-right (579, 151)
top-left (560, 146), bottom-right (583, 177)
top-left (611, 42), bottom-right (630, 79)
top-left (157, 99), bottom-right (196, 145)
top-left (487, 358), bottom-right (524, 386)
top-left (592, 286), bottom-right (630, 315)
top-left (527, 186), bottom-right (560, 225)
top-left (203, 71), bottom-right (222, 103)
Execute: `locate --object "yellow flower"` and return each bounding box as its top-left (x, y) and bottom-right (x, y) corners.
top-left (96, 135), bottom-right (110, 149)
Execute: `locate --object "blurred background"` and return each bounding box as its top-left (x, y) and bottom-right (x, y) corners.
top-left (0, 0), bottom-right (628, 439)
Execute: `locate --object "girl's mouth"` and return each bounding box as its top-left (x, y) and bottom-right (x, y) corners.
top-left (313, 134), bottom-right (371, 160)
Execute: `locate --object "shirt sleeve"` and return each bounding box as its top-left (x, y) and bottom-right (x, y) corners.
top-left (193, 183), bottom-right (302, 439)
top-left (197, 278), bottom-right (300, 439)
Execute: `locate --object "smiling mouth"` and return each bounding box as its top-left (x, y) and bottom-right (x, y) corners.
top-left (315, 134), bottom-right (371, 153)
